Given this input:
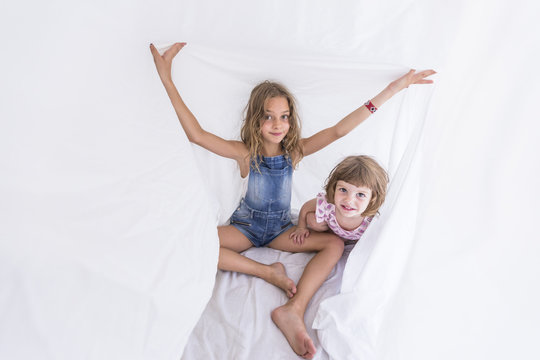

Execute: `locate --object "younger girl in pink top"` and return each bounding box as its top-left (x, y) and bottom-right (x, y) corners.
top-left (290, 155), bottom-right (388, 246)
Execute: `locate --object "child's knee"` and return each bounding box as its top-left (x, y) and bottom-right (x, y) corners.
top-left (334, 236), bottom-right (345, 251)
top-left (326, 234), bottom-right (344, 253)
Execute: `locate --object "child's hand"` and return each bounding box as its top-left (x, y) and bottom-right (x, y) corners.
top-left (387, 69), bottom-right (436, 94)
top-left (149, 42), bottom-right (186, 84)
top-left (289, 226), bottom-right (310, 245)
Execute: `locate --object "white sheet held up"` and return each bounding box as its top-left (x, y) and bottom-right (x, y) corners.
top-left (1, 0), bottom-right (539, 360)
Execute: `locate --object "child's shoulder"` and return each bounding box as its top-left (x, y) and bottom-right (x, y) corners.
top-left (316, 192), bottom-right (328, 203)
top-left (315, 192), bottom-right (333, 212)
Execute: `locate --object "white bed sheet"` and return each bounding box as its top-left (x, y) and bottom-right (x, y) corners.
top-left (181, 243), bottom-right (356, 360)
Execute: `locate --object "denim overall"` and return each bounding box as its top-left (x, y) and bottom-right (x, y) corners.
top-left (230, 155), bottom-right (293, 247)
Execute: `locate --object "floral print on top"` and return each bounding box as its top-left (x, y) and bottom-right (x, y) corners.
top-left (315, 192), bottom-right (373, 242)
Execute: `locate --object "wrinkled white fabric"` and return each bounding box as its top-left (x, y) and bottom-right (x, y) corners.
top-left (175, 47), bottom-right (422, 359)
top-left (1, 0), bottom-right (539, 360)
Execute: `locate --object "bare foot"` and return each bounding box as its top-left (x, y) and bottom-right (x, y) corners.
top-left (267, 263), bottom-right (297, 298)
top-left (271, 303), bottom-right (317, 359)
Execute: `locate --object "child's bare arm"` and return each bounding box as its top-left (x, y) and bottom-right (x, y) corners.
top-left (297, 198), bottom-right (316, 229)
top-left (301, 69), bottom-right (436, 156)
top-left (306, 212), bottom-right (329, 232)
top-left (150, 43), bottom-right (248, 162)
top-left (290, 198), bottom-right (317, 245)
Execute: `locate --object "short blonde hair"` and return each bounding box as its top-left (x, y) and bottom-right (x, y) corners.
top-left (324, 155), bottom-right (389, 217)
top-left (241, 81), bottom-right (303, 170)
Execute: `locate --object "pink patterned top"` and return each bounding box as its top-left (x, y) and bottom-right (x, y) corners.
top-left (315, 192), bottom-right (373, 242)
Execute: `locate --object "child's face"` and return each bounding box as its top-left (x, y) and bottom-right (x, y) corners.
top-left (260, 96), bottom-right (290, 145)
top-left (333, 180), bottom-right (372, 218)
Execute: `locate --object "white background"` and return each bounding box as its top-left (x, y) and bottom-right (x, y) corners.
top-left (1, 0), bottom-right (539, 359)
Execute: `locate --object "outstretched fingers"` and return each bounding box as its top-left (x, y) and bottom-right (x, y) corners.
top-left (389, 68), bottom-right (436, 91)
top-left (149, 42), bottom-right (187, 82)
top-left (163, 42), bottom-right (187, 61)
top-left (412, 69), bottom-right (437, 83)
top-left (149, 42), bottom-right (186, 63)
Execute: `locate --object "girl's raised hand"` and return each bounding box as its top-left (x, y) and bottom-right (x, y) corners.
top-left (387, 69), bottom-right (436, 94)
top-left (149, 42), bottom-right (186, 84)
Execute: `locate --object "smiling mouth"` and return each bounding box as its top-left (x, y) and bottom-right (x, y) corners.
top-left (341, 205), bottom-right (356, 211)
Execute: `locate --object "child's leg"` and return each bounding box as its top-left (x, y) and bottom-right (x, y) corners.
top-left (217, 225), bottom-right (297, 298)
top-left (267, 229), bottom-right (344, 359)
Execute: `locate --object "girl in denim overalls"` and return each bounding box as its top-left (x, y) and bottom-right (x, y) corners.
top-left (151, 42), bottom-right (435, 359)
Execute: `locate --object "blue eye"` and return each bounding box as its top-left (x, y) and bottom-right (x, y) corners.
top-left (357, 193), bottom-right (366, 198)
top-left (338, 187), bottom-right (347, 193)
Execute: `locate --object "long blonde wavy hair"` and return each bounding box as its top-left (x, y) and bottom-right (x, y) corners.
top-left (240, 81), bottom-right (303, 171)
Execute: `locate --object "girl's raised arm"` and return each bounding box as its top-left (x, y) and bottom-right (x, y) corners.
top-left (301, 69), bottom-right (436, 156)
top-left (150, 43), bottom-right (248, 161)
